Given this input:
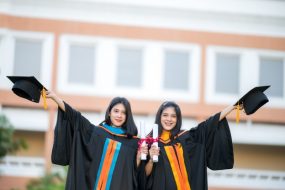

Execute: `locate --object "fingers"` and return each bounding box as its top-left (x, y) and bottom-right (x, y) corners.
top-left (45, 90), bottom-right (51, 97)
top-left (235, 104), bottom-right (244, 110)
top-left (149, 146), bottom-right (160, 157)
top-left (138, 144), bottom-right (148, 154)
top-left (45, 90), bottom-right (55, 99)
top-left (238, 103), bottom-right (244, 110)
top-left (137, 144), bottom-right (160, 158)
top-left (140, 145), bottom-right (148, 154)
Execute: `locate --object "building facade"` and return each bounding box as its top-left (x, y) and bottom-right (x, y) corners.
top-left (0, 0), bottom-right (285, 189)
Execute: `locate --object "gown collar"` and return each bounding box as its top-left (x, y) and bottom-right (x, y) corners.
top-left (102, 123), bottom-right (126, 135)
top-left (160, 130), bottom-right (171, 141)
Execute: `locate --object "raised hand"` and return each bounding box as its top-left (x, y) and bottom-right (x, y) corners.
top-left (149, 144), bottom-right (160, 160)
top-left (136, 144), bottom-right (148, 167)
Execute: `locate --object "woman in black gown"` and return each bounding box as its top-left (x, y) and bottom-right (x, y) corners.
top-left (46, 90), bottom-right (147, 190)
top-left (145, 101), bottom-right (242, 190)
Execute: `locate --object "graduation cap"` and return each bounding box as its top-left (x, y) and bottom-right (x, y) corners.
top-left (234, 85), bottom-right (270, 122)
top-left (7, 76), bottom-right (48, 109)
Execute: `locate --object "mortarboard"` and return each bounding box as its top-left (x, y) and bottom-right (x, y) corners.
top-left (234, 85), bottom-right (270, 122)
top-left (7, 76), bottom-right (48, 109)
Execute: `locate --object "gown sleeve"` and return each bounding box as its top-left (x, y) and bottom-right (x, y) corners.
top-left (189, 113), bottom-right (234, 170)
top-left (51, 102), bottom-right (92, 165)
top-left (137, 159), bottom-right (147, 190)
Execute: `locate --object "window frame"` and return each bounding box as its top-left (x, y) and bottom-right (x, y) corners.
top-left (58, 35), bottom-right (201, 102)
top-left (0, 29), bottom-right (54, 90)
top-left (58, 35), bottom-right (99, 94)
top-left (205, 46), bottom-right (285, 108)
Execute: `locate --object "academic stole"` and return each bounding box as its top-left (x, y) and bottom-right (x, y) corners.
top-left (164, 143), bottom-right (191, 190)
top-left (94, 138), bottom-right (122, 190)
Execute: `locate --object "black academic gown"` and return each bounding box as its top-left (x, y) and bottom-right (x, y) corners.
top-left (147, 113), bottom-right (234, 190)
top-left (51, 102), bottom-right (141, 190)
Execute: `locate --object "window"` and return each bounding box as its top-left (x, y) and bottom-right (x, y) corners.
top-left (58, 35), bottom-right (201, 101)
top-left (116, 47), bottom-right (143, 87)
top-left (164, 50), bottom-right (190, 91)
top-left (215, 53), bottom-right (240, 94)
top-left (206, 46), bottom-right (285, 107)
top-left (259, 57), bottom-right (284, 98)
top-left (68, 44), bottom-right (96, 85)
top-left (0, 30), bottom-right (53, 90)
top-left (14, 39), bottom-right (42, 78)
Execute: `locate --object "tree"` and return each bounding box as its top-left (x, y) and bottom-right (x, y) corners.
top-left (26, 172), bottom-right (66, 190)
top-left (0, 114), bottom-right (27, 158)
top-left (26, 166), bottom-right (67, 190)
top-left (0, 114), bottom-right (66, 190)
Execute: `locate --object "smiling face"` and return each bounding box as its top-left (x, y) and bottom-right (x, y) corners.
top-left (160, 107), bottom-right (177, 131)
top-left (109, 103), bottom-right (126, 127)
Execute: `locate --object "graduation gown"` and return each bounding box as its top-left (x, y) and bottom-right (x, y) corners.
top-left (147, 113), bottom-right (234, 190)
top-left (51, 102), bottom-right (140, 190)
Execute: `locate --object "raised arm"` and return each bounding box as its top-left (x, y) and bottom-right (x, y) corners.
top-left (219, 104), bottom-right (243, 121)
top-left (46, 90), bottom-right (66, 111)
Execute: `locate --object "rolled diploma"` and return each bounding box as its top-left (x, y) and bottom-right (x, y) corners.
top-left (152, 124), bottom-right (158, 162)
top-left (140, 121), bottom-right (147, 160)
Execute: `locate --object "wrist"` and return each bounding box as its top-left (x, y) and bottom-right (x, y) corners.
top-left (148, 159), bottom-right (154, 164)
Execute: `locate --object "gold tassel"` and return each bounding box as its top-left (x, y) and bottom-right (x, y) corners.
top-left (41, 88), bottom-right (48, 110)
top-left (236, 102), bottom-right (240, 124)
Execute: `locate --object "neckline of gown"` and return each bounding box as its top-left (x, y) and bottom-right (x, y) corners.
top-left (159, 130), bottom-right (188, 144)
top-left (102, 123), bottom-right (126, 135)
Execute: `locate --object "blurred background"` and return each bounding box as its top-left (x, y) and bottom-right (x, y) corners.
top-left (0, 0), bottom-right (285, 189)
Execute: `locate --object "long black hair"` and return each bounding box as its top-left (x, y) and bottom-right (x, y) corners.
top-left (154, 101), bottom-right (182, 140)
top-left (100, 97), bottom-right (138, 137)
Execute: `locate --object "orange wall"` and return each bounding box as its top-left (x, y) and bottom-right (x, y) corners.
top-left (234, 144), bottom-right (285, 171)
top-left (1, 13), bottom-right (285, 124)
top-left (12, 131), bottom-right (45, 157)
top-left (0, 176), bottom-right (35, 190)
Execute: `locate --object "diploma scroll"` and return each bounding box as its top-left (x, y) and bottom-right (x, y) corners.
top-left (140, 121), bottom-right (147, 160)
top-left (152, 124), bottom-right (158, 162)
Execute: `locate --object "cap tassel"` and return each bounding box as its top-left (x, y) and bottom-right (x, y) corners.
top-left (41, 88), bottom-right (48, 110)
top-left (236, 102), bottom-right (240, 123)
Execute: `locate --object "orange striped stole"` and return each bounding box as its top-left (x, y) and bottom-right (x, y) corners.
top-left (164, 143), bottom-right (191, 190)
